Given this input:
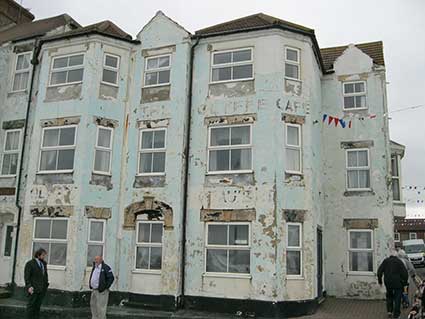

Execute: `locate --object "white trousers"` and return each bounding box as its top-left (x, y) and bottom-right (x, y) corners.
top-left (90, 289), bottom-right (109, 319)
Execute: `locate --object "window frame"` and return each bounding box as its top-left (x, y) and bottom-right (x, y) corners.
top-left (410, 232), bottom-right (417, 240)
top-left (347, 229), bottom-right (374, 274)
top-left (394, 232), bottom-right (400, 242)
top-left (11, 51), bottom-right (32, 92)
top-left (87, 219), bottom-right (106, 267)
top-left (284, 46), bottom-right (301, 81)
top-left (134, 220), bottom-right (164, 273)
top-left (210, 47), bottom-right (254, 84)
top-left (285, 123), bottom-right (302, 174)
top-left (207, 124), bottom-right (253, 175)
top-left (1, 129), bottom-right (21, 177)
top-left (38, 125), bottom-right (77, 174)
top-left (143, 54), bottom-right (171, 88)
top-left (32, 217), bottom-right (69, 268)
top-left (345, 148), bottom-right (371, 191)
top-left (342, 81), bottom-right (367, 110)
top-left (204, 222), bottom-right (251, 277)
top-left (286, 222), bottom-right (303, 278)
top-left (2, 224), bottom-right (14, 258)
top-left (137, 128), bottom-right (167, 176)
top-left (101, 53), bottom-right (120, 87)
top-left (391, 154), bottom-right (402, 202)
top-left (48, 52), bottom-right (85, 87)
top-left (93, 126), bottom-right (114, 175)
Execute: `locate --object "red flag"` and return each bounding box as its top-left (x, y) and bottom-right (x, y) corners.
top-left (348, 120), bottom-right (352, 128)
top-left (328, 116), bottom-right (333, 125)
top-left (334, 117), bottom-right (339, 126)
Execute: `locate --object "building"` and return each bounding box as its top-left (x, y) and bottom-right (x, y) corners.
top-left (394, 217), bottom-right (425, 243)
top-left (0, 6), bottom-right (407, 317)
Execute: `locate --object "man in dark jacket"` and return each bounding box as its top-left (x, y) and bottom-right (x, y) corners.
top-left (378, 253), bottom-right (408, 319)
top-left (89, 256), bottom-right (114, 319)
top-left (24, 248), bottom-right (49, 319)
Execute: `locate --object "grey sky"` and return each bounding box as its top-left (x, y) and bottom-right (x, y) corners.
top-left (21, 0), bottom-right (425, 216)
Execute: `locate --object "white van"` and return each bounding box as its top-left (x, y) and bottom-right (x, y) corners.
top-left (402, 239), bottom-right (425, 267)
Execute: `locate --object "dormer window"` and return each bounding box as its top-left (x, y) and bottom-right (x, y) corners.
top-left (211, 48), bottom-right (253, 83)
top-left (144, 55), bottom-right (171, 87)
top-left (12, 52), bottom-right (31, 92)
top-left (343, 81), bottom-right (366, 110)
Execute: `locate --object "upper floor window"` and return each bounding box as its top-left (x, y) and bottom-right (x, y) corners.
top-left (138, 128), bottom-right (166, 175)
top-left (50, 53), bottom-right (84, 86)
top-left (211, 48), bottom-right (253, 83)
top-left (348, 229), bottom-right (373, 272)
top-left (87, 219), bottom-right (106, 267)
top-left (3, 225), bottom-right (14, 257)
top-left (135, 221), bottom-right (163, 271)
top-left (285, 47), bottom-right (300, 80)
top-left (93, 126), bottom-right (113, 175)
top-left (39, 126), bottom-right (76, 173)
top-left (144, 55), bottom-right (171, 87)
top-left (343, 81), bottom-right (366, 110)
top-left (12, 52), bottom-right (31, 92)
top-left (102, 54), bottom-right (120, 86)
top-left (208, 124), bottom-right (252, 174)
top-left (205, 223), bottom-right (250, 274)
top-left (285, 124), bottom-right (302, 174)
top-left (391, 155), bottom-right (401, 201)
top-left (346, 149), bottom-right (370, 190)
top-left (287, 223), bottom-right (302, 276)
top-left (1, 129), bottom-right (20, 176)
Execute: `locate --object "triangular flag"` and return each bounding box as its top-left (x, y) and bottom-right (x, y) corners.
top-left (348, 120), bottom-right (352, 128)
top-left (369, 114), bottom-right (377, 119)
top-left (322, 114), bottom-right (328, 122)
top-left (339, 119), bottom-right (346, 128)
top-left (328, 116), bottom-right (333, 125)
top-left (334, 117), bottom-right (339, 127)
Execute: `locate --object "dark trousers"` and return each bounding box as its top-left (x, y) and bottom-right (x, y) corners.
top-left (26, 292), bottom-right (45, 319)
top-left (386, 287), bottom-right (402, 318)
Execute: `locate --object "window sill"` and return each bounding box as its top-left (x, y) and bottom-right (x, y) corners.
top-left (202, 273), bottom-right (251, 279)
top-left (284, 77), bottom-right (301, 82)
top-left (48, 81), bottom-right (83, 88)
top-left (37, 170), bottom-right (74, 175)
top-left (347, 271), bottom-right (375, 277)
top-left (210, 78), bottom-right (254, 85)
top-left (47, 265), bottom-right (66, 271)
top-left (9, 89), bottom-right (28, 94)
top-left (286, 275), bottom-right (304, 280)
top-left (100, 81), bottom-right (119, 88)
top-left (206, 170), bottom-right (253, 176)
top-left (285, 171), bottom-right (303, 176)
top-left (343, 107), bottom-right (368, 112)
top-left (142, 83), bottom-right (171, 89)
top-left (136, 173), bottom-right (166, 177)
top-left (92, 171), bottom-right (112, 177)
top-left (344, 189), bottom-right (375, 197)
top-left (0, 174), bottom-right (16, 178)
top-left (132, 269), bottom-right (161, 275)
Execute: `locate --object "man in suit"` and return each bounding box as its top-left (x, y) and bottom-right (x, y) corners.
top-left (24, 248), bottom-right (49, 319)
top-left (89, 255), bottom-right (114, 319)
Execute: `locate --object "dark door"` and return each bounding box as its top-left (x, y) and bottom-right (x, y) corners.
top-left (317, 228), bottom-right (323, 298)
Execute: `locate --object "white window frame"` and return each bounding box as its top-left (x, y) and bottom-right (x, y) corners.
top-left (48, 52), bottom-right (85, 87)
top-left (285, 123), bottom-right (302, 174)
top-left (134, 220), bottom-right (163, 273)
top-left (284, 46), bottom-right (301, 81)
top-left (1, 129), bottom-right (21, 177)
top-left (32, 217), bottom-right (68, 268)
top-left (207, 124), bottom-right (253, 175)
top-left (204, 222), bottom-right (251, 277)
top-left (391, 154), bottom-right (402, 202)
top-left (410, 232), bottom-right (417, 240)
top-left (38, 125), bottom-right (77, 174)
top-left (394, 232), bottom-right (400, 242)
top-left (87, 219), bottom-right (106, 267)
top-left (348, 229), bottom-right (374, 274)
top-left (143, 54), bottom-right (171, 88)
top-left (101, 53), bottom-right (120, 86)
top-left (346, 148), bottom-right (371, 191)
top-left (11, 51), bottom-right (32, 92)
top-left (286, 222), bottom-right (303, 278)
top-left (210, 47), bottom-right (254, 84)
top-left (137, 128), bottom-right (167, 176)
top-left (93, 126), bottom-right (113, 175)
top-left (342, 81), bottom-right (367, 110)
top-left (2, 224), bottom-right (14, 258)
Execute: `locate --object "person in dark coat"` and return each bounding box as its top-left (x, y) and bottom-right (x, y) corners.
top-left (24, 248), bottom-right (49, 319)
top-left (378, 252), bottom-right (409, 319)
top-left (89, 256), bottom-right (114, 319)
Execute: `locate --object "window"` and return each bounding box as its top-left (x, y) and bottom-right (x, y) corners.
top-left (286, 223), bottom-right (302, 276)
top-left (394, 232), bottom-right (400, 242)
top-left (343, 81), bottom-right (366, 109)
top-left (346, 149), bottom-right (370, 190)
top-left (50, 53), bottom-right (84, 86)
top-left (410, 232), bottom-right (417, 240)
top-left (348, 230), bottom-right (373, 272)
top-left (144, 55), bottom-right (171, 87)
top-left (1, 129), bottom-right (20, 176)
top-left (3, 225), bottom-right (14, 257)
top-left (12, 52), bottom-right (31, 91)
top-left (138, 128), bottom-right (166, 175)
top-left (391, 155), bottom-right (401, 201)
top-left (87, 219), bottom-right (105, 267)
top-left (102, 54), bottom-right (119, 85)
top-left (33, 218), bottom-right (68, 266)
top-left (135, 221), bottom-right (163, 271)
top-left (205, 223), bottom-right (250, 274)
top-left (39, 126), bottom-right (76, 173)
top-left (211, 48), bottom-right (253, 83)
top-left (208, 125), bottom-right (252, 173)
top-left (93, 127), bottom-right (113, 174)
top-left (285, 124), bottom-right (302, 173)
top-left (285, 47), bottom-right (300, 80)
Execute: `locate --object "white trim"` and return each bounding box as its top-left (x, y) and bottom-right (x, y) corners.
top-left (210, 47), bottom-right (254, 84)
top-left (87, 219), bottom-right (106, 266)
top-left (391, 154), bottom-right (402, 202)
top-left (409, 232), bottom-right (417, 240)
top-left (284, 123), bottom-right (302, 174)
top-left (93, 126), bottom-right (113, 175)
top-left (284, 46), bottom-right (301, 81)
top-left (143, 54), bottom-right (171, 88)
top-left (134, 221), bottom-right (164, 271)
top-left (11, 51), bottom-right (32, 92)
top-left (48, 52), bottom-right (84, 87)
top-left (0, 129), bottom-right (22, 177)
top-left (137, 128), bottom-right (167, 176)
top-left (345, 148), bottom-right (371, 191)
top-left (101, 53), bottom-right (120, 87)
top-left (394, 232), bottom-right (400, 242)
top-left (2, 224), bottom-right (14, 258)
top-left (286, 222), bottom-right (303, 278)
top-left (342, 81), bottom-right (367, 110)
top-left (347, 229), bottom-right (374, 273)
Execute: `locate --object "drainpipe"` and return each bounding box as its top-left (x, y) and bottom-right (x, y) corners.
top-left (180, 36), bottom-right (200, 307)
top-left (11, 39), bottom-right (42, 288)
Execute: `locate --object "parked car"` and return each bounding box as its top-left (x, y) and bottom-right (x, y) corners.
top-left (403, 239), bottom-right (425, 267)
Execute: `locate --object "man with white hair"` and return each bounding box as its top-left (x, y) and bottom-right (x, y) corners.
top-left (397, 249), bottom-right (417, 306)
top-left (89, 256), bottom-right (114, 319)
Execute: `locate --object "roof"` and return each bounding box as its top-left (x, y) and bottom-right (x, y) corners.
top-left (395, 217), bottom-right (425, 231)
top-left (0, 14), bottom-right (80, 44)
top-left (1, 0), bottom-right (35, 24)
top-left (320, 41), bottom-right (385, 72)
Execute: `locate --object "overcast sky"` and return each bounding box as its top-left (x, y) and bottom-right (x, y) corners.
top-left (21, 0), bottom-right (425, 216)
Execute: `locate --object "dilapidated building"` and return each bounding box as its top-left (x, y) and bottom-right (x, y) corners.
top-left (0, 7), bottom-right (406, 317)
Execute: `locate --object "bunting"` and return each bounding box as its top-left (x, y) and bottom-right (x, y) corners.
top-left (321, 113), bottom-right (378, 128)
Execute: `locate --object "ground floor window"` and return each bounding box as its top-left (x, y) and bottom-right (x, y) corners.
top-left (87, 219), bottom-right (106, 266)
top-left (410, 232), bottom-right (417, 240)
top-left (348, 229), bottom-right (373, 272)
top-left (205, 223), bottom-right (250, 274)
top-left (286, 222), bottom-right (302, 276)
top-left (33, 218), bottom-right (68, 266)
top-left (3, 225), bottom-right (14, 257)
top-left (135, 221), bottom-right (163, 271)
top-left (394, 232), bottom-right (400, 242)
